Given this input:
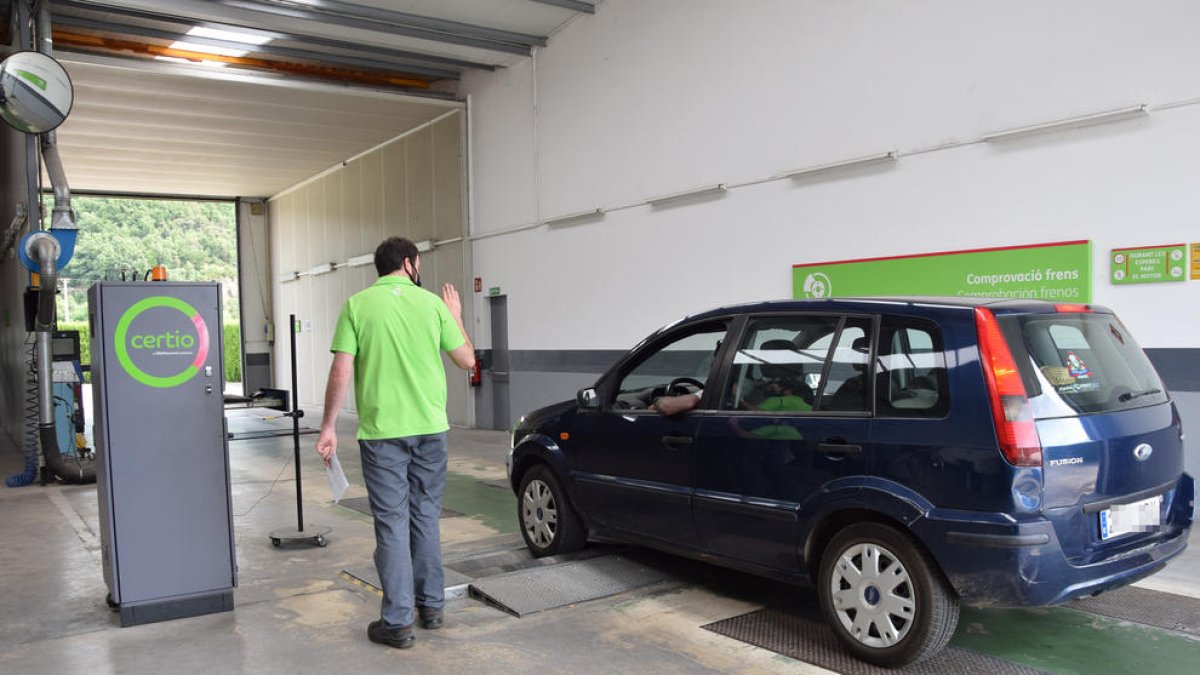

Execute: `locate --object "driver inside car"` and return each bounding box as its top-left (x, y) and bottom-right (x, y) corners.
top-left (649, 389), bottom-right (703, 415)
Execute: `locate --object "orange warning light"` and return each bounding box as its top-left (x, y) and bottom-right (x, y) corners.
top-left (559, 432), bottom-right (570, 441)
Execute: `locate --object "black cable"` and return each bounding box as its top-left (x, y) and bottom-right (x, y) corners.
top-left (233, 452), bottom-right (295, 518)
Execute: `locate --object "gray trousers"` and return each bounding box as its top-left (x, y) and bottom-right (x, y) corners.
top-left (359, 433), bottom-right (447, 628)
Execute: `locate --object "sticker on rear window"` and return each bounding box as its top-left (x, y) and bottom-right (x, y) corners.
top-left (1041, 366), bottom-right (1075, 386)
top-left (1066, 351), bottom-right (1091, 379)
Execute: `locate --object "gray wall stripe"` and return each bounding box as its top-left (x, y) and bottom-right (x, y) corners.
top-left (1145, 349), bottom-right (1200, 393)
top-left (487, 348), bottom-right (1200, 393)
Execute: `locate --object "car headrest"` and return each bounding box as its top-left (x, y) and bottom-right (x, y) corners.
top-left (761, 339), bottom-right (794, 351)
top-left (851, 336), bottom-right (870, 353)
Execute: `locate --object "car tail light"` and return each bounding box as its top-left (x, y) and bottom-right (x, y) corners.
top-left (1054, 303), bottom-right (1092, 313)
top-left (975, 308), bottom-right (1043, 467)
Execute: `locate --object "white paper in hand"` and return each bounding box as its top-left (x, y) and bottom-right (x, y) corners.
top-left (325, 453), bottom-right (350, 503)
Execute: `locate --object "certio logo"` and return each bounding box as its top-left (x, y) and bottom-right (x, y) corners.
top-left (115, 296), bottom-right (209, 388)
top-left (1132, 444), bottom-right (1153, 462)
top-left (802, 272), bottom-right (832, 299)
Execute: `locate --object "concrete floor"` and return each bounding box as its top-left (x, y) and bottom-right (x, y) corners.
top-left (0, 408), bottom-right (1197, 674)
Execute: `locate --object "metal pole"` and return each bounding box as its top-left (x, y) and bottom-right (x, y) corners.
top-left (290, 314), bottom-right (303, 532)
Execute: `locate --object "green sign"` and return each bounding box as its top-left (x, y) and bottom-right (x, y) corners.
top-left (792, 240), bottom-right (1091, 302)
top-left (488, 286), bottom-right (502, 297)
top-left (1110, 244), bottom-right (1186, 285)
top-left (15, 69), bottom-right (47, 91)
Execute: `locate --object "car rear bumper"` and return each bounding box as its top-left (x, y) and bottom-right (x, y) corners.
top-left (916, 472), bottom-right (1194, 607)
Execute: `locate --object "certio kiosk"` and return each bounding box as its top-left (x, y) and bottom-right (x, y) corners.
top-left (89, 282), bottom-right (236, 626)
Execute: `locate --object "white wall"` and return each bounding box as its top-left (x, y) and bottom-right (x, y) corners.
top-left (268, 111), bottom-right (471, 425)
top-left (461, 0), bottom-right (1200, 352)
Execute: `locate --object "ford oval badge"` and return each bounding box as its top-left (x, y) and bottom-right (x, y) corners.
top-left (1133, 444), bottom-right (1153, 462)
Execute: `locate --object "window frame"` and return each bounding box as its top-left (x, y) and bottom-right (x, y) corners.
top-left (713, 311), bottom-right (879, 418)
top-left (602, 316), bottom-right (740, 414)
top-left (874, 315), bottom-right (951, 419)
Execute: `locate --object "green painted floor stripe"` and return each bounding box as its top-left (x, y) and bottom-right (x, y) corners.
top-left (442, 472), bottom-right (519, 534)
top-left (952, 605), bottom-right (1200, 675)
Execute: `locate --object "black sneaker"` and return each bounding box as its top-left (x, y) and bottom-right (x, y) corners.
top-left (417, 606), bottom-right (443, 630)
top-left (367, 620), bottom-right (415, 648)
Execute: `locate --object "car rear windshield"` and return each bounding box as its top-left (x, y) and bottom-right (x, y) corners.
top-left (999, 312), bottom-right (1168, 418)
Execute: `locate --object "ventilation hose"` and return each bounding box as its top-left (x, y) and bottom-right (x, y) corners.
top-left (30, 236), bottom-right (94, 484)
top-left (5, 339), bottom-right (40, 487)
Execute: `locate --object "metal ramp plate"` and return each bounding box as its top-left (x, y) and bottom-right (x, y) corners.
top-left (703, 606), bottom-right (1046, 675)
top-left (468, 554), bottom-right (670, 617)
top-left (1065, 586), bottom-right (1200, 636)
top-left (341, 565), bottom-right (472, 598)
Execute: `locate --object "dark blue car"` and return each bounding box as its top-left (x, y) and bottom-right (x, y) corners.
top-left (507, 297), bottom-right (1194, 667)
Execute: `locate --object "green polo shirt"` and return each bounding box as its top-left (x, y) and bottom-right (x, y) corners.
top-left (330, 274), bottom-right (465, 439)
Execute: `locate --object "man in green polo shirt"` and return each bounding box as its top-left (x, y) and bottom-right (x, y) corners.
top-left (316, 237), bottom-right (475, 649)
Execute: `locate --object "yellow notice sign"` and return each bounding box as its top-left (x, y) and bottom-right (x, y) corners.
top-left (1192, 244), bottom-right (1200, 280)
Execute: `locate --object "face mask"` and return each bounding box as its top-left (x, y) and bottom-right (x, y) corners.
top-left (406, 258), bottom-right (422, 287)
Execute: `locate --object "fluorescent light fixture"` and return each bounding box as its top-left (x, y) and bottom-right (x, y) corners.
top-left (280, 272), bottom-right (300, 284)
top-left (544, 208), bottom-right (605, 226)
top-left (306, 263), bottom-right (334, 276)
top-left (778, 151), bottom-right (897, 179)
top-left (983, 104), bottom-right (1148, 142)
top-left (187, 26), bottom-right (273, 46)
top-left (416, 239), bottom-right (434, 253)
top-left (346, 253), bottom-right (374, 268)
top-left (645, 184), bottom-right (727, 207)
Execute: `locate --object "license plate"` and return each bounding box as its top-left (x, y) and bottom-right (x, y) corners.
top-left (1099, 495), bottom-right (1162, 540)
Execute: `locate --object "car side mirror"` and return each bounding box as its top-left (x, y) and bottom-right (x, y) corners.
top-left (577, 387), bottom-right (599, 410)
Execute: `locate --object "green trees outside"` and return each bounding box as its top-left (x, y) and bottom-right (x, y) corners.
top-left (51, 197), bottom-right (242, 381)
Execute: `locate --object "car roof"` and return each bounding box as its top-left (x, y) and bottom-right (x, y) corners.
top-left (682, 296), bottom-right (1109, 323)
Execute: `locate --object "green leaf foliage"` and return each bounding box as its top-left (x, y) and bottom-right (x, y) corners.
top-left (50, 197), bottom-right (241, 325)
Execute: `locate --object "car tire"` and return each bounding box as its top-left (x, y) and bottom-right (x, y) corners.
top-left (517, 464), bottom-right (586, 557)
top-left (818, 522), bottom-right (959, 667)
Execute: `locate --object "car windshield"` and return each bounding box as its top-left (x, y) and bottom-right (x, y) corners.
top-left (1000, 312), bottom-right (1168, 418)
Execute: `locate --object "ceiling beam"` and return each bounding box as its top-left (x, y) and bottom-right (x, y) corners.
top-left (53, 30), bottom-right (434, 89)
top-left (53, 0), bottom-right (496, 72)
top-left (528, 0), bottom-right (596, 14)
top-left (53, 14), bottom-right (461, 80)
top-left (214, 0), bottom-right (545, 55)
top-left (58, 50), bottom-right (463, 105)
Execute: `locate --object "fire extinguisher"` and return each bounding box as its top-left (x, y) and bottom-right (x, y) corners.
top-left (469, 355), bottom-right (482, 387)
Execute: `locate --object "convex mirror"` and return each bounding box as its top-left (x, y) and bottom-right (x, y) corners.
top-left (0, 51), bottom-right (74, 133)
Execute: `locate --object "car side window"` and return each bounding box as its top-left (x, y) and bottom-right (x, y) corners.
top-left (723, 316), bottom-right (836, 412)
top-left (813, 318), bottom-right (873, 412)
top-left (612, 321), bottom-right (728, 411)
top-left (875, 317), bottom-right (948, 418)
top-left (723, 315), bottom-right (872, 413)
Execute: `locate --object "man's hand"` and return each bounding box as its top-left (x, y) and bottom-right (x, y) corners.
top-left (651, 393), bottom-right (701, 416)
top-left (441, 283), bottom-right (462, 319)
top-left (317, 353), bottom-right (353, 466)
top-left (315, 427), bottom-right (336, 466)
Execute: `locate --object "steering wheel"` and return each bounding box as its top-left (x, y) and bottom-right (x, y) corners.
top-left (666, 377), bottom-right (705, 397)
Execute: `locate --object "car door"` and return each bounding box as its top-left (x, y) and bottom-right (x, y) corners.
top-left (568, 319), bottom-right (731, 548)
top-left (694, 313), bottom-right (875, 571)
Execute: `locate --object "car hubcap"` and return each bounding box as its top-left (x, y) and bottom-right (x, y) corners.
top-left (829, 542), bottom-right (915, 648)
top-left (522, 479), bottom-right (557, 548)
